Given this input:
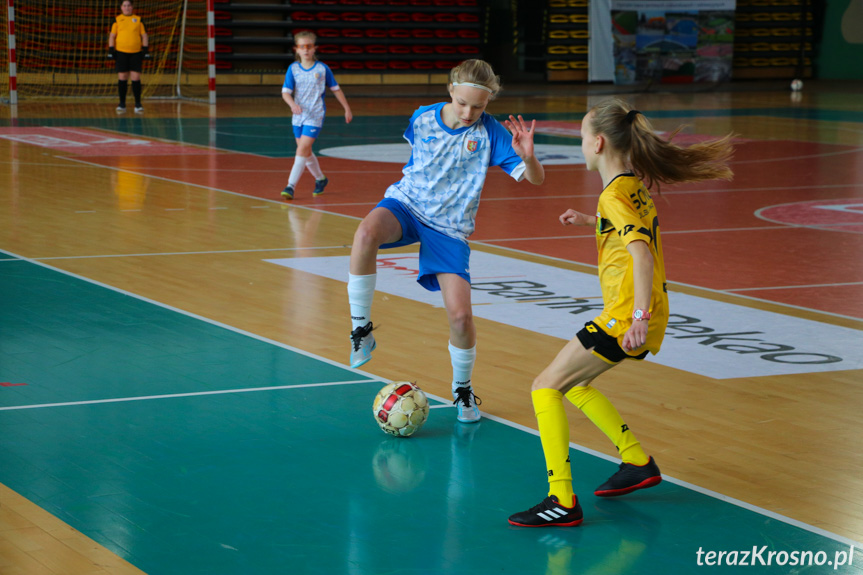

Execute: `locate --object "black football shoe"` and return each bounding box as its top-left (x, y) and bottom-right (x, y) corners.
top-left (508, 495), bottom-right (584, 527)
top-left (594, 456), bottom-right (661, 497)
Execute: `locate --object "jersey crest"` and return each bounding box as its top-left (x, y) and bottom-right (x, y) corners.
top-left (466, 139), bottom-right (479, 153)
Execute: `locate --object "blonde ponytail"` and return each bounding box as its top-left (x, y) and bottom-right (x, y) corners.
top-left (589, 98), bottom-right (734, 191)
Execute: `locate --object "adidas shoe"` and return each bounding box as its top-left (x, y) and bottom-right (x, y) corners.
top-left (594, 456), bottom-right (662, 497)
top-left (134, 106), bottom-right (144, 114)
top-left (313, 177), bottom-right (328, 197)
top-left (452, 385), bottom-right (482, 423)
top-left (349, 322), bottom-right (375, 368)
top-left (281, 185), bottom-right (294, 200)
top-left (116, 105), bottom-right (126, 113)
top-left (508, 495), bottom-right (583, 527)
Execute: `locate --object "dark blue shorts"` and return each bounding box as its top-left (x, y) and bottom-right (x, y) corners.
top-left (376, 198), bottom-right (471, 292)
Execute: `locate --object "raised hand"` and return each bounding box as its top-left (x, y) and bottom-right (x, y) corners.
top-left (503, 114), bottom-right (536, 160)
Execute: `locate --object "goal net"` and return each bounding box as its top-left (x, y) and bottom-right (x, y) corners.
top-left (1, 0), bottom-right (214, 102)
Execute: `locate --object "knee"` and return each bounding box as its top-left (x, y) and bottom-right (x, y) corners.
top-left (353, 221), bottom-right (382, 252)
top-left (296, 142), bottom-right (313, 156)
top-left (531, 373), bottom-right (551, 392)
top-left (531, 371), bottom-right (580, 393)
top-left (448, 308), bottom-right (474, 337)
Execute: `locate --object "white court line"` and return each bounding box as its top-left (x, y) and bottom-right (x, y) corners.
top-left (481, 222), bottom-right (863, 242)
top-left (30, 245), bottom-right (350, 260)
top-left (62, 156), bottom-right (343, 221)
top-left (50, 125), bottom-right (275, 159)
top-left (2, 252), bottom-right (860, 548)
top-left (4, 239), bottom-right (859, 324)
top-left (729, 280), bottom-right (863, 292)
top-left (733, 145), bottom-right (863, 164)
top-left (470, 238), bottom-right (863, 324)
top-left (7, 134), bottom-right (863, 545)
top-left (480, 411), bottom-right (863, 549)
top-left (318, 182), bottom-right (863, 208)
top-left (0, 380), bottom-right (376, 412)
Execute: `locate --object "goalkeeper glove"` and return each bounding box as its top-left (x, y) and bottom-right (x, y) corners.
top-left (108, 47), bottom-right (115, 59)
top-left (143, 46), bottom-right (151, 59)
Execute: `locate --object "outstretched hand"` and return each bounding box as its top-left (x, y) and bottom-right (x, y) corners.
top-left (503, 114), bottom-right (536, 160)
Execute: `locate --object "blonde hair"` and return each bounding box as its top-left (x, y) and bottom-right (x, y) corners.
top-left (588, 98), bottom-right (734, 191)
top-left (448, 59), bottom-right (501, 99)
top-left (293, 31), bottom-right (317, 61)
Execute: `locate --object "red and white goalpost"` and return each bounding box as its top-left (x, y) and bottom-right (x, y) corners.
top-left (3, 0), bottom-right (214, 102)
top-left (206, 0), bottom-right (215, 104)
top-left (5, 0), bottom-right (16, 105)
top-left (176, 0), bottom-right (216, 103)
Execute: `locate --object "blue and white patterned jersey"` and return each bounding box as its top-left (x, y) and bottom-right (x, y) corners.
top-left (281, 61), bottom-right (338, 128)
top-left (385, 103), bottom-right (526, 240)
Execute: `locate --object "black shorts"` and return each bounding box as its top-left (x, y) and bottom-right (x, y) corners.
top-left (576, 321), bottom-right (648, 364)
top-left (115, 51), bottom-right (143, 73)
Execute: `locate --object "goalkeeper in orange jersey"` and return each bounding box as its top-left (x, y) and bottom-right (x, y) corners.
top-left (108, 0), bottom-right (149, 113)
top-left (508, 98), bottom-right (734, 527)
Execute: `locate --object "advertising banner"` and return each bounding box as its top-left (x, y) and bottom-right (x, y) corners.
top-left (611, 0), bottom-right (736, 84)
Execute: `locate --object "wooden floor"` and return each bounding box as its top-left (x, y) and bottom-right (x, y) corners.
top-left (1, 79), bottom-right (862, 573)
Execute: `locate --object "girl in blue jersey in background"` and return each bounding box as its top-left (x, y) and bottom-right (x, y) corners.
top-left (347, 59), bottom-right (545, 423)
top-left (281, 31), bottom-right (352, 200)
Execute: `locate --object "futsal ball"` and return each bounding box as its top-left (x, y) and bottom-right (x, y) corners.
top-left (790, 79), bottom-right (803, 92)
top-left (372, 382), bottom-right (429, 437)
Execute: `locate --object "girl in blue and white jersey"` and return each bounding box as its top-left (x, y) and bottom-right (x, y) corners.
top-left (280, 31), bottom-right (352, 200)
top-left (347, 59), bottom-right (545, 423)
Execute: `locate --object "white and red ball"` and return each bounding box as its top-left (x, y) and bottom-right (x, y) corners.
top-left (372, 382), bottom-right (429, 437)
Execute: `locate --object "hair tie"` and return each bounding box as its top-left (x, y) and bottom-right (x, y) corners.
top-left (452, 81), bottom-right (494, 93)
top-left (625, 110), bottom-right (641, 124)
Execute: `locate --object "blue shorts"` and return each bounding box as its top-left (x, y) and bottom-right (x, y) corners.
top-left (293, 124), bottom-right (322, 139)
top-left (376, 198), bottom-right (471, 292)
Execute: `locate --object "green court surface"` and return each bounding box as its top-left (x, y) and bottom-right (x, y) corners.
top-left (1, 256), bottom-right (860, 574)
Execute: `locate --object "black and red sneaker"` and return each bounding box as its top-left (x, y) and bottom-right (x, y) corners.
top-left (508, 495), bottom-right (584, 527)
top-left (594, 456), bottom-right (662, 497)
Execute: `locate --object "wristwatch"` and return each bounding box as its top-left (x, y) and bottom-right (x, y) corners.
top-left (632, 309), bottom-right (651, 321)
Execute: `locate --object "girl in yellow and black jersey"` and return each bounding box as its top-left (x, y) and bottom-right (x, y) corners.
top-left (509, 98), bottom-right (734, 528)
top-left (592, 173), bottom-right (668, 358)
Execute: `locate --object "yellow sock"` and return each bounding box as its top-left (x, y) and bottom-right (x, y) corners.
top-left (565, 385), bottom-right (649, 466)
top-left (532, 388), bottom-right (575, 506)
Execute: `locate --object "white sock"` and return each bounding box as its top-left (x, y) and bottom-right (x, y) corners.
top-left (347, 273), bottom-right (376, 330)
top-left (449, 341), bottom-right (477, 390)
top-left (305, 153), bottom-right (324, 180)
top-left (288, 155), bottom-right (307, 187)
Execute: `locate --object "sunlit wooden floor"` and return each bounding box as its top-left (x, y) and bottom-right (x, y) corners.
top-left (1, 79), bottom-right (862, 574)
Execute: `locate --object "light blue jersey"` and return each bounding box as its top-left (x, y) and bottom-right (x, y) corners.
top-left (384, 103), bottom-right (526, 241)
top-left (281, 61), bottom-right (338, 128)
